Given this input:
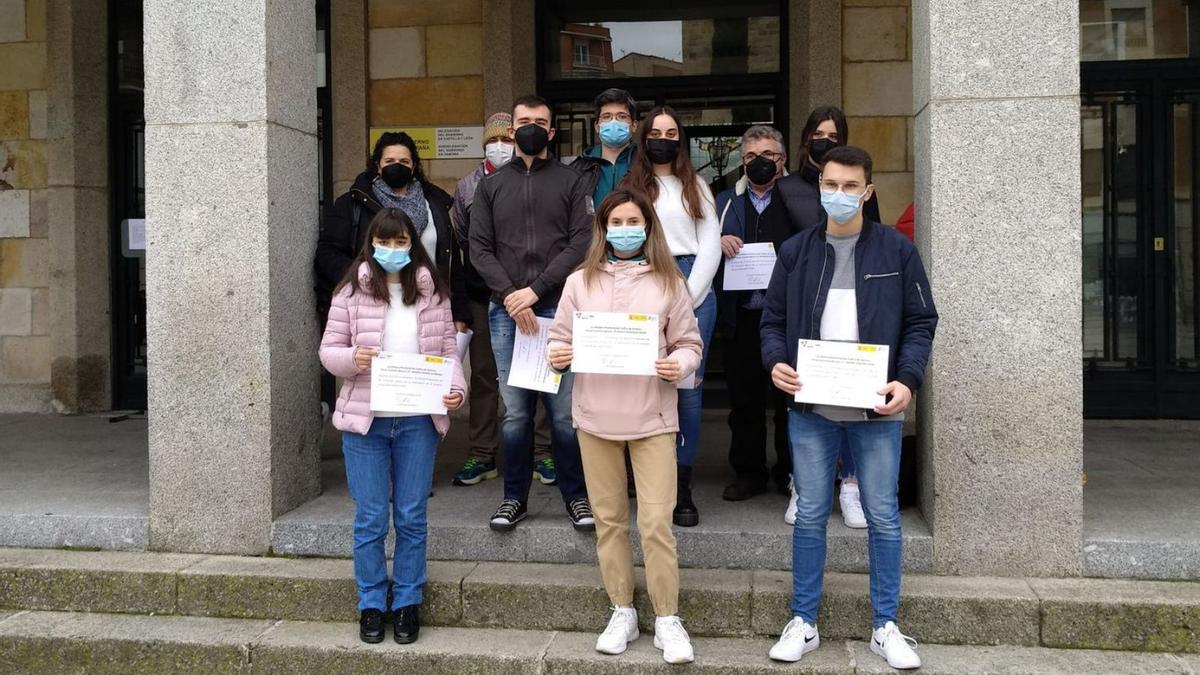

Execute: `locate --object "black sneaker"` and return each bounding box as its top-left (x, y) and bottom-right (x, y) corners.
top-left (489, 498), bottom-right (527, 531)
top-left (566, 498), bottom-right (595, 531)
top-left (722, 476), bottom-right (768, 501)
top-left (359, 608), bottom-right (384, 643)
top-left (393, 605), bottom-right (420, 644)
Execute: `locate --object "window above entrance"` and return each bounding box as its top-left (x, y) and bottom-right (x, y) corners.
top-left (540, 0), bottom-right (781, 80)
top-left (1080, 0), bottom-right (1196, 61)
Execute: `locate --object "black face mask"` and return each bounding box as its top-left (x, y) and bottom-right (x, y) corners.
top-left (644, 138), bottom-right (680, 165)
top-left (808, 137), bottom-right (836, 164)
top-left (380, 163), bottom-right (414, 189)
top-left (514, 124), bottom-right (550, 156)
top-left (745, 155), bottom-right (778, 187)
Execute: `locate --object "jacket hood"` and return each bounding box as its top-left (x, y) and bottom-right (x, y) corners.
top-left (602, 259), bottom-right (653, 276)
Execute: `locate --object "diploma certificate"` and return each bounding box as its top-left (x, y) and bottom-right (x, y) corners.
top-left (794, 339), bottom-right (889, 409)
top-left (722, 242), bottom-right (778, 291)
top-left (571, 312), bottom-right (659, 377)
top-left (506, 316), bottom-right (562, 394)
top-left (370, 352), bottom-right (453, 415)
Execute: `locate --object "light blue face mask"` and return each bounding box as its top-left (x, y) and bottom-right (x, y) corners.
top-left (373, 244), bottom-right (411, 273)
top-left (820, 189), bottom-right (865, 224)
top-left (598, 120), bottom-right (632, 148)
top-left (606, 225), bottom-right (646, 253)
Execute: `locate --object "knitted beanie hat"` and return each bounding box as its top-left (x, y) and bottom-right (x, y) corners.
top-left (483, 112), bottom-right (512, 145)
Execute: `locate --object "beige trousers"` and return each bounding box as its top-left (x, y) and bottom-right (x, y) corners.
top-left (578, 430), bottom-right (679, 617)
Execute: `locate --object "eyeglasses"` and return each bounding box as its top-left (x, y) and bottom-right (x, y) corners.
top-left (819, 179), bottom-right (867, 196)
top-left (744, 150), bottom-right (783, 163)
top-left (598, 112), bottom-right (633, 123)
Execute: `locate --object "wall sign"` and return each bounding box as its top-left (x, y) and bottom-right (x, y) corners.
top-left (369, 127), bottom-right (485, 160)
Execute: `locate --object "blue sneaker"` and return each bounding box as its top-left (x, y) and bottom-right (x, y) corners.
top-left (533, 457), bottom-right (558, 485)
top-left (453, 458), bottom-right (498, 486)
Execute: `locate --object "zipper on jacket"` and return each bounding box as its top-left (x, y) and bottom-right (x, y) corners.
top-left (809, 245), bottom-right (831, 340)
top-left (524, 165), bottom-right (536, 294)
top-left (915, 281), bottom-right (928, 309)
top-left (863, 272), bottom-right (899, 280)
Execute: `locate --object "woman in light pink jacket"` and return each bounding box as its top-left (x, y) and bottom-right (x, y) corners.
top-left (548, 189), bottom-right (702, 664)
top-left (319, 208), bottom-right (466, 646)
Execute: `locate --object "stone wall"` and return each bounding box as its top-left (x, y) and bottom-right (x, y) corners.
top-left (841, 0), bottom-right (913, 227)
top-left (366, 0), bottom-right (485, 194)
top-left (0, 0), bottom-right (50, 412)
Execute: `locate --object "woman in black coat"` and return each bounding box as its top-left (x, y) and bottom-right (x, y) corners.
top-left (776, 106), bottom-right (883, 231)
top-left (315, 132), bottom-right (467, 326)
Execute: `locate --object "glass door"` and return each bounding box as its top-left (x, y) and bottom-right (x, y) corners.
top-left (1081, 61), bottom-right (1200, 418)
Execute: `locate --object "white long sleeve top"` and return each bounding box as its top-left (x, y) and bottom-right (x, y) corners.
top-left (653, 174), bottom-right (721, 307)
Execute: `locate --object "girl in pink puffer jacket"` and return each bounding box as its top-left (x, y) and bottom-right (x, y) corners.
top-left (319, 208), bottom-right (466, 646)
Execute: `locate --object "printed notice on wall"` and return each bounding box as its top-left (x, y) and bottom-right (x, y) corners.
top-left (369, 127), bottom-right (485, 160)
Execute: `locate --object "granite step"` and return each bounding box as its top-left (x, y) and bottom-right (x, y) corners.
top-left (1, 610), bottom-right (1197, 674)
top-left (1, 548), bottom-right (1197, 653)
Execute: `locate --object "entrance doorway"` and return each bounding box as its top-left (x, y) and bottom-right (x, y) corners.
top-left (537, 0), bottom-right (786, 406)
top-left (1081, 60), bottom-right (1200, 418)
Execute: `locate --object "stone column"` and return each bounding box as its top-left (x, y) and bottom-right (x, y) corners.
top-left (788, 0), bottom-right (841, 160)
top-left (46, 0), bottom-right (111, 412)
top-left (144, 1), bottom-right (322, 554)
top-left (331, 0), bottom-right (367, 197)
top-left (482, 0), bottom-right (536, 115)
top-left (912, 0), bottom-right (1083, 576)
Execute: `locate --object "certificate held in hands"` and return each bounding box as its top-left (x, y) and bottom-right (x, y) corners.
top-left (370, 352), bottom-right (453, 415)
top-left (722, 242), bottom-right (777, 291)
top-left (794, 339), bottom-right (889, 410)
top-left (572, 312), bottom-right (659, 376)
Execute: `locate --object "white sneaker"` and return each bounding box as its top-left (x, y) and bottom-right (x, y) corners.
top-left (839, 482), bottom-right (868, 529)
top-left (595, 607), bottom-right (639, 655)
top-left (784, 477), bottom-right (798, 525)
top-left (870, 621), bottom-right (921, 669)
top-left (653, 615), bottom-right (695, 664)
top-left (768, 616), bottom-right (820, 662)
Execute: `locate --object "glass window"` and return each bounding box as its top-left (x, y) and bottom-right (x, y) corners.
top-left (542, 1), bottom-right (780, 80)
top-left (1080, 0), bottom-right (1196, 61)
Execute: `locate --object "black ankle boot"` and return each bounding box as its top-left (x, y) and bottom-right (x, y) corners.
top-left (393, 604), bottom-right (420, 644)
top-left (673, 464), bottom-right (699, 527)
top-left (359, 608), bottom-right (384, 643)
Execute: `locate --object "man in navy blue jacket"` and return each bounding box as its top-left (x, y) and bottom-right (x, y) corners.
top-left (760, 146), bottom-right (937, 670)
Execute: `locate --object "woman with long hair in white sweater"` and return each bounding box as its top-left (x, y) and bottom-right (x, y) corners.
top-left (621, 105), bottom-right (721, 527)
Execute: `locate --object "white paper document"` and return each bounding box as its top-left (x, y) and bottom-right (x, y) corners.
top-left (793, 339), bottom-right (889, 410)
top-left (455, 330), bottom-right (473, 363)
top-left (370, 352), bottom-right (453, 415)
top-left (722, 242), bottom-right (778, 291)
top-left (506, 317), bottom-right (562, 394)
top-left (571, 312), bottom-right (659, 376)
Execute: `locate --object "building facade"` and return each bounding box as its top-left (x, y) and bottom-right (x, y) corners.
top-left (0, 0), bottom-right (1195, 576)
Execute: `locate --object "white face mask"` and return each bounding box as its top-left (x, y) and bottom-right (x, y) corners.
top-left (485, 141), bottom-right (514, 169)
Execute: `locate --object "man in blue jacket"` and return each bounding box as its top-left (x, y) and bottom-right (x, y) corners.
top-left (760, 146), bottom-right (937, 670)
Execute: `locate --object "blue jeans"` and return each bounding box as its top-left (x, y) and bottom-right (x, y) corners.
top-left (788, 411), bottom-right (903, 627)
top-left (839, 439), bottom-right (856, 481)
top-left (342, 415), bottom-right (438, 611)
top-left (489, 303), bottom-right (586, 503)
top-left (674, 255), bottom-right (717, 467)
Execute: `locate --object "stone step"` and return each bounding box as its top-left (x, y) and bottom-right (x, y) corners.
top-left (1, 548), bottom-right (1197, 654)
top-left (270, 465), bottom-right (935, 573)
top-left (0, 610), bottom-right (1197, 674)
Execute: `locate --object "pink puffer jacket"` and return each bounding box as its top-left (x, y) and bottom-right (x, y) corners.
top-left (549, 261), bottom-right (702, 441)
top-left (319, 263), bottom-right (467, 437)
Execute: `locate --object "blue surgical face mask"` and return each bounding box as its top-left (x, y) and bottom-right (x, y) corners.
top-left (598, 120), bottom-right (632, 148)
top-left (373, 244), bottom-right (411, 273)
top-left (820, 189), bottom-right (866, 224)
top-left (606, 225), bottom-right (646, 253)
